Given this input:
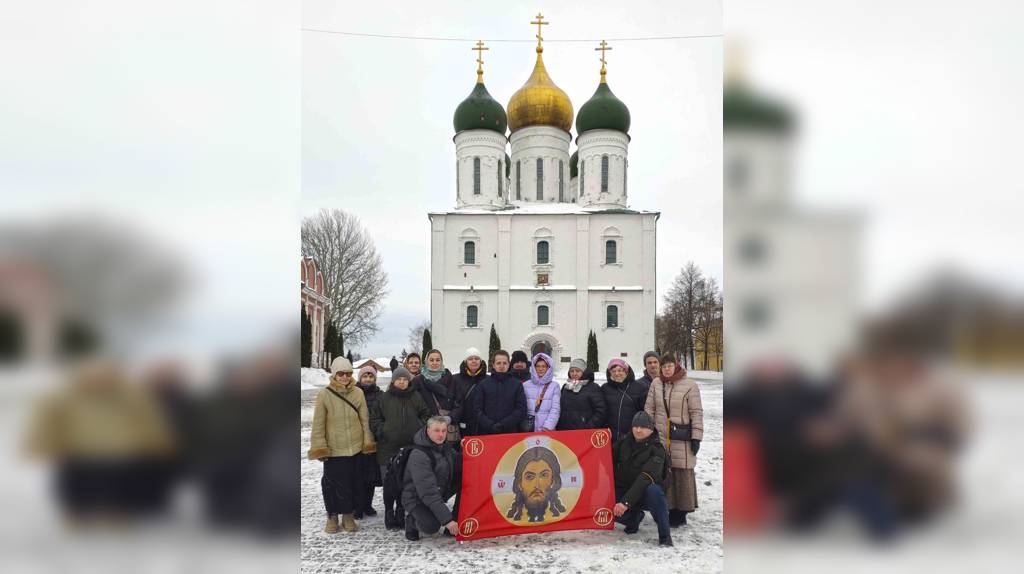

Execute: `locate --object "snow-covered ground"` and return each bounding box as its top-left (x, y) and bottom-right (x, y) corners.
top-left (300, 368), bottom-right (724, 573)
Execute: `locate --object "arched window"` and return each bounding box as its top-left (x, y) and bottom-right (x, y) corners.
top-left (537, 305), bottom-right (549, 326)
top-left (536, 240), bottom-right (549, 264)
top-left (516, 160), bottom-right (521, 200)
top-left (624, 159), bottom-right (628, 197)
top-left (473, 157), bottom-right (481, 195)
top-left (605, 240), bottom-right (617, 264)
top-left (464, 241), bottom-right (476, 264)
top-left (601, 155), bottom-right (609, 193)
top-left (580, 159), bottom-right (585, 196)
top-left (607, 305), bottom-right (619, 328)
top-left (558, 159), bottom-right (564, 202)
top-left (466, 305), bottom-right (478, 328)
top-left (456, 160), bottom-right (460, 196)
top-left (536, 158), bottom-right (544, 200)
top-left (497, 161), bottom-right (502, 197)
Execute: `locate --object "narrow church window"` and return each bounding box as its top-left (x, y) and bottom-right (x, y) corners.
top-left (456, 160), bottom-right (460, 196)
top-left (601, 155), bottom-right (609, 193)
top-left (624, 159), bottom-right (628, 197)
top-left (580, 160), bottom-right (585, 196)
top-left (497, 161), bottom-right (502, 197)
top-left (537, 305), bottom-right (549, 326)
top-left (607, 305), bottom-right (619, 328)
top-left (516, 160), bottom-right (521, 200)
top-left (536, 158), bottom-right (544, 200)
top-left (473, 157), bottom-right (481, 195)
top-left (464, 241), bottom-right (476, 264)
top-left (467, 305), bottom-right (478, 328)
top-left (605, 240), bottom-right (617, 264)
top-left (558, 159), bottom-right (564, 202)
top-left (536, 240), bottom-right (549, 265)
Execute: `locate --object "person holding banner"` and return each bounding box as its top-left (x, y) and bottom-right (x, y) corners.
top-left (401, 416), bottom-right (459, 541)
top-left (556, 358), bottom-right (606, 431)
top-left (473, 350), bottom-right (528, 435)
top-left (523, 353), bottom-right (561, 432)
top-left (645, 353), bottom-right (704, 528)
top-left (602, 358), bottom-right (649, 441)
top-left (612, 411), bottom-right (674, 546)
top-left (307, 357), bottom-right (376, 534)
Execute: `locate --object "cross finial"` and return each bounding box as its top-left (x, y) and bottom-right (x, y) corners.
top-left (472, 40), bottom-right (489, 83)
top-left (595, 40), bottom-right (612, 82)
top-left (531, 13), bottom-right (549, 53)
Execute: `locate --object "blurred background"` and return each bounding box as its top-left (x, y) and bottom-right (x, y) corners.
top-left (723, 0), bottom-right (1024, 572)
top-left (1, 1), bottom-right (300, 572)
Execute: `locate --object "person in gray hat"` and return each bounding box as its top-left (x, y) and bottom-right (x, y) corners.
top-left (556, 358), bottom-right (607, 430)
top-left (611, 410), bottom-right (673, 546)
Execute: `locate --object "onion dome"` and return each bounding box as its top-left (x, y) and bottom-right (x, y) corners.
top-left (569, 150), bottom-right (578, 178)
top-left (454, 41), bottom-right (508, 135)
top-left (575, 42), bottom-right (630, 134)
top-left (507, 42), bottom-right (573, 133)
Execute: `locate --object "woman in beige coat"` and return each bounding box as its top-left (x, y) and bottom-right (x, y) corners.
top-left (308, 357), bottom-right (376, 534)
top-left (644, 353), bottom-right (703, 527)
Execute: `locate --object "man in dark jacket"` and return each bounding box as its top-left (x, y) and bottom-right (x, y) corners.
top-left (557, 358), bottom-right (606, 430)
top-left (612, 411), bottom-right (673, 546)
top-left (636, 351), bottom-right (660, 392)
top-left (451, 347), bottom-right (488, 436)
top-left (601, 358), bottom-right (649, 441)
top-left (401, 417), bottom-right (459, 540)
top-left (473, 350), bottom-right (528, 435)
top-left (509, 350), bottom-right (531, 382)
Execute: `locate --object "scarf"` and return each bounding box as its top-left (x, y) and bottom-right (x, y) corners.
top-left (566, 378), bottom-right (589, 393)
top-left (422, 366), bottom-right (445, 383)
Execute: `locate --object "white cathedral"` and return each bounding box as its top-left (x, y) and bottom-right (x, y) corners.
top-left (429, 18), bottom-right (658, 373)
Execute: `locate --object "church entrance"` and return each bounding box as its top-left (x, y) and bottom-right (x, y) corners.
top-left (531, 339), bottom-right (552, 358)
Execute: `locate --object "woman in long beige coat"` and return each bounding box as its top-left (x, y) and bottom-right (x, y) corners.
top-left (308, 357), bottom-right (376, 534)
top-left (644, 353), bottom-right (703, 527)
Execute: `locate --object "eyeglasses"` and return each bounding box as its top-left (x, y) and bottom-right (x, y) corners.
top-left (337, 371), bottom-right (353, 376)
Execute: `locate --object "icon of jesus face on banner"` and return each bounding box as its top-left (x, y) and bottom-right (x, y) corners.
top-left (506, 446), bottom-right (567, 522)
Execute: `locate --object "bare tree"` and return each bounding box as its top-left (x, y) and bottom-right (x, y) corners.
top-left (301, 209), bottom-right (389, 348)
top-left (408, 320), bottom-right (430, 355)
top-left (692, 277), bottom-right (723, 371)
top-left (659, 262), bottom-right (705, 368)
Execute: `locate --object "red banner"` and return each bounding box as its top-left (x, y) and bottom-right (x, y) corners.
top-left (456, 429), bottom-right (616, 541)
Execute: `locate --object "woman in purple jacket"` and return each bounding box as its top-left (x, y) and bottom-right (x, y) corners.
top-left (524, 353), bottom-right (561, 432)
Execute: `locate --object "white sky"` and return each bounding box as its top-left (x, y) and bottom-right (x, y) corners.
top-left (725, 0), bottom-right (1024, 310)
top-left (302, 0), bottom-right (723, 357)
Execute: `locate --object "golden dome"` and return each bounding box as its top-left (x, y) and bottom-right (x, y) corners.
top-left (507, 48), bottom-right (574, 133)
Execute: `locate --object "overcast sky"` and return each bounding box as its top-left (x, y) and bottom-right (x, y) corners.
top-left (301, 0), bottom-right (723, 358)
top-left (725, 0), bottom-right (1024, 310)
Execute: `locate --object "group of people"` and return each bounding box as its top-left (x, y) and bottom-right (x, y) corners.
top-left (307, 346), bottom-right (704, 547)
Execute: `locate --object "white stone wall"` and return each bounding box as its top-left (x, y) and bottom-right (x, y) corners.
top-left (455, 129), bottom-right (509, 210)
top-left (429, 211), bottom-right (658, 374)
top-left (577, 129), bottom-right (629, 209)
top-left (508, 126), bottom-right (572, 204)
top-left (723, 130), bottom-right (792, 209)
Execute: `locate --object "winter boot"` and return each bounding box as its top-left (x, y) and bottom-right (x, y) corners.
top-left (341, 513), bottom-right (358, 533)
top-left (384, 507), bottom-right (396, 529)
top-left (353, 509), bottom-right (364, 520)
top-left (324, 514), bottom-right (339, 534)
top-left (659, 534), bottom-right (674, 547)
top-left (669, 509), bottom-right (686, 528)
top-left (404, 514), bottom-right (419, 541)
top-left (394, 505), bottom-right (406, 531)
top-left (624, 511), bottom-right (645, 534)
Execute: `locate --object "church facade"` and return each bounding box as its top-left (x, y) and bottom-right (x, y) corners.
top-left (429, 20), bottom-right (658, 373)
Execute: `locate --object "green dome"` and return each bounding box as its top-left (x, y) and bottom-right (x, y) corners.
top-left (454, 82), bottom-right (508, 135)
top-left (569, 151), bottom-right (578, 178)
top-left (724, 85), bottom-right (794, 133)
top-left (575, 82), bottom-right (630, 134)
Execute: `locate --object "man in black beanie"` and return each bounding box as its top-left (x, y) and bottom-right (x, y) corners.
top-left (509, 350), bottom-right (531, 382)
top-left (610, 411), bottom-right (673, 546)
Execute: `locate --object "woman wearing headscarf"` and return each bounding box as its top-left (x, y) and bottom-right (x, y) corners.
top-left (410, 349), bottom-right (459, 445)
top-left (644, 353), bottom-right (703, 527)
top-left (522, 353), bottom-right (561, 432)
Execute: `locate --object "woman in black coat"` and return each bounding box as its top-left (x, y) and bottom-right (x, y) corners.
top-left (601, 358), bottom-right (649, 441)
top-left (556, 359), bottom-right (607, 431)
top-left (354, 365), bottom-right (383, 518)
top-left (411, 349), bottom-right (459, 445)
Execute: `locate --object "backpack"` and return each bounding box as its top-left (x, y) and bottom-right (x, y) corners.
top-left (382, 444), bottom-right (437, 502)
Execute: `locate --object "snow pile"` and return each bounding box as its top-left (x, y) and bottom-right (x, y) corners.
top-left (301, 367), bottom-right (331, 390)
top-left (301, 379), bottom-right (724, 573)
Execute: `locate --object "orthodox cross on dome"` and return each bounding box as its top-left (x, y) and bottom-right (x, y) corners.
top-left (472, 40), bottom-right (489, 83)
top-left (595, 40), bottom-right (612, 83)
top-left (531, 13), bottom-right (549, 53)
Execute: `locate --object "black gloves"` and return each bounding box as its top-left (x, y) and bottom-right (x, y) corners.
top-left (690, 440), bottom-right (700, 456)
